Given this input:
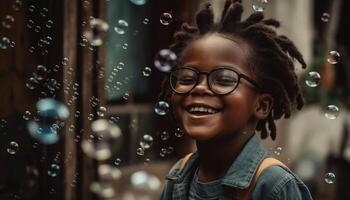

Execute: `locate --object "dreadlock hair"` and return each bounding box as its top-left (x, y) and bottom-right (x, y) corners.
top-left (159, 0), bottom-right (307, 141)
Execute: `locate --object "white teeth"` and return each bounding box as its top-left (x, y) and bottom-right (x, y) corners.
top-left (188, 106), bottom-right (218, 114)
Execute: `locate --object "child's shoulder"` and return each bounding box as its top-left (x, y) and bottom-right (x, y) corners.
top-left (253, 166), bottom-right (313, 200)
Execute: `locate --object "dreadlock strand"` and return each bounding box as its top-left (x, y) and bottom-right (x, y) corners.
top-left (196, 2), bottom-right (214, 34)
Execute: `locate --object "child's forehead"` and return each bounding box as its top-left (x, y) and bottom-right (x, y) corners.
top-left (179, 33), bottom-right (252, 73)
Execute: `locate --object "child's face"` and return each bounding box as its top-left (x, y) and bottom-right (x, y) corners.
top-left (171, 34), bottom-right (260, 141)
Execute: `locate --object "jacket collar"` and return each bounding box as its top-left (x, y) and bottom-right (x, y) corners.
top-left (166, 135), bottom-right (267, 189)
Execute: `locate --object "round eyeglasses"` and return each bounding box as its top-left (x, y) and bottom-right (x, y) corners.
top-left (169, 66), bottom-right (261, 95)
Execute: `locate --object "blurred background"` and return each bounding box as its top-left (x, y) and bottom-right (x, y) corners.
top-left (0, 0), bottom-right (349, 199)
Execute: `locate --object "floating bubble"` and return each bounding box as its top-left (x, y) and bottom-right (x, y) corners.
top-left (122, 43), bottom-right (128, 50)
top-left (305, 71), bottom-right (321, 87)
top-left (34, 65), bottom-right (48, 81)
top-left (160, 12), bottom-right (172, 25)
top-left (0, 37), bottom-right (11, 49)
top-left (144, 158), bottom-right (151, 166)
top-left (143, 18), bottom-right (150, 25)
top-left (88, 113), bottom-right (94, 121)
top-left (48, 163), bottom-right (60, 177)
top-left (26, 76), bottom-right (39, 90)
top-left (274, 146), bottom-right (282, 156)
top-left (37, 98), bottom-right (69, 120)
top-left (122, 91), bottom-right (130, 101)
top-left (23, 111), bottom-right (32, 120)
top-left (136, 147), bottom-right (145, 156)
top-left (321, 13), bottom-right (330, 22)
top-left (7, 141), bottom-right (19, 155)
top-left (154, 49), bottom-right (177, 72)
top-left (130, 171), bottom-right (161, 191)
top-left (40, 7), bottom-right (49, 17)
top-left (90, 164), bottom-right (121, 198)
top-left (28, 5), bottom-right (35, 12)
top-left (34, 25), bottom-right (41, 33)
top-left (154, 101), bottom-right (169, 115)
top-left (252, 0), bottom-right (268, 12)
top-left (324, 172), bottom-right (336, 184)
top-left (97, 106), bottom-right (107, 117)
top-left (2, 15), bottom-right (15, 29)
top-left (26, 19), bottom-right (35, 29)
top-left (160, 131), bottom-right (169, 141)
top-left (130, 0), bottom-right (147, 6)
top-left (85, 18), bottom-right (109, 46)
top-left (327, 50), bottom-right (341, 64)
top-left (139, 134), bottom-right (153, 149)
top-left (142, 67), bottom-right (152, 77)
top-left (27, 121), bottom-right (59, 144)
top-left (80, 35), bottom-right (89, 47)
top-left (46, 20), bottom-right (54, 28)
top-left (12, 0), bottom-right (23, 11)
top-left (114, 20), bottom-right (128, 34)
top-left (324, 105), bottom-right (340, 119)
top-left (81, 119), bottom-right (122, 160)
top-left (83, 0), bottom-right (90, 8)
top-left (114, 158), bottom-right (122, 166)
top-left (174, 127), bottom-right (184, 137)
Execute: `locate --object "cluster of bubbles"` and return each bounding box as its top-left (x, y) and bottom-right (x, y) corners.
top-left (81, 119), bottom-right (122, 160)
top-left (27, 98), bottom-right (69, 144)
top-left (137, 134), bottom-right (154, 157)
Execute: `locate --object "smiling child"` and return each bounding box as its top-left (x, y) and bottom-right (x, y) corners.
top-left (159, 0), bottom-right (313, 199)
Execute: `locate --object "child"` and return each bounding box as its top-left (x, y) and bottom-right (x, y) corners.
top-left (159, 0), bottom-right (313, 199)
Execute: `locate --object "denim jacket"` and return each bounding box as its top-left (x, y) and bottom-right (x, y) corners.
top-left (160, 135), bottom-right (313, 200)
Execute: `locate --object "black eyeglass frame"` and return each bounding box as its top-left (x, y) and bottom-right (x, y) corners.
top-left (169, 66), bottom-right (261, 95)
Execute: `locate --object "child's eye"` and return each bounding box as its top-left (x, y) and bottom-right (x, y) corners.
top-left (178, 76), bottom-right (196, 85)
top-left (214, 76), bottom-right (237, 86)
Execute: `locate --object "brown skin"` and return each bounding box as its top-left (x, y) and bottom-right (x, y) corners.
top-left (171, 34), bottom-right (273, 182)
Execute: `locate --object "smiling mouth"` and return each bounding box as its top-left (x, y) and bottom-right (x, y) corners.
top-left (185, 105), bottom-right (221, 116)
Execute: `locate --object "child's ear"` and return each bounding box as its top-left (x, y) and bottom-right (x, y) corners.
top-left (254, 93), bottom-right (273, 119)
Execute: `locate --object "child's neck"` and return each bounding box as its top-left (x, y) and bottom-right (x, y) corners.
top-left (195, 132), bottom-right (255, 182)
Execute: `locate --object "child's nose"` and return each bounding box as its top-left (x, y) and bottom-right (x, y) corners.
top-left (189, 75), bottom-right (214, 95)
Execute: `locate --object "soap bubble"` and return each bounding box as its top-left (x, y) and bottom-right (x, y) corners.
top-left (160, 12), bottom-right (172, 25)
top-left (305, 71), bottom-right (321, 87)
top-left (7, 141), bottom-right (19, 155)
top-left (142, 67), bottom-right (152, 77)
top-left (85, 18), bottom-right (109, 46)
top-left (321, 13), bottom-right (330, 22)
top-left (114, 158), bottom-right (122, 166)
top-left (90, 164), bottom-right (121, 198)
top-left (114, 20), bottom-right (128, 34)
top-left (324, 172), bottom-right (336, 184)
top-left (324, 105), bottom-right (340, 119)
top-left (28, 5), bottom-right (35, 12)
top-left (160, 131), bottom-right (169, 141)
top-left (136, 147), bottom-right (145, 156)
top-left (23, 111), bottom-right (32, 120)
top-left (174, 127), bottom-right (184, 137)
top-left (81, 119), bottom-right (122, 160)
top-left (154, 101), bottom-right (169, 115)
top-left (2, 15), bottom-right (15, 29)
top-left (48, 163), bottom-right (60, 177)
top-left (154, 49), bottom-right (177, 72)
top-left (0, 37), bottom-right (11, 49)
top-left (130, 170), bottom-right (161, 191)
top-left (130, 0), bottom-right (147, 6)
top-left (46, 20), bottom-right (54, 28)
top-left (26, 76), bottom-right (40, 90)
top-left (139, 134), bottom-right (153, 149)
top-left (40, 7), bottom-right (49, 17)
top-left (97, 106), bottom-right (107, 117)
top-left (143, 18), bottom-right (150, 25)
top-left (252, 0), bottom-right (268, 12)
top-left (36, 98), bottom-right (69, 120)
top-left (27, 121), bottom-right (59, 144)
top-left (34, 65), bottom-right (48, 81)
top-left (12, 0), bottom-right (23, 11)
top-left (122, 43), bottom-right (128, 50)
top-left (327, 50), bottom-right (341, 64)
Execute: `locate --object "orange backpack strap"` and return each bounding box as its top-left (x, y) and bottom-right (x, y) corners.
top-left (236, 157), bottom-right (290, 200)
top-left (179, 153), bottom-right (193, 171)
